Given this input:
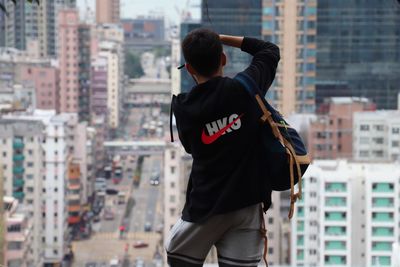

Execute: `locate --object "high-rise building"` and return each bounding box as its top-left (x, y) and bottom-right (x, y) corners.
top-left (0, 0), bottom-right (5, 47)
top-left (93, 24), bottom-right (124, 129)
top-left (67, 163), bottom-right (82, 226)
top-left (20, 65), bottom-right (60, 111)
top-left (0, 120), bottom-right (44, 267)
top-left (316, 0), bottom-right (400, 110)
top-left (3, 110), bottom-right (80, 266)
top-left (58, 9), bottom-right (80, 113)
top-left (3, 196), bottom-right (33, 267)
top-left (78, 24), bottom-right (92, 122)
top-left (122, 17), bottom-right (168, 53)
top-left (3, 0), bottom-right (76, 57)
top-left (291, 160), bottom-right (400, 267)
top-left (96, 0), bottom-right (120, 24)
top-left (353, 110), bottom-right (400, 162)
top-left (307, 97), bottom-right (375, 160)
top-left (262, 0), bottom-right (317, 115)
top-left (90, 56), bottom-right (108, 116)
top-left (202, 0), bottom-right (262, 78)
top-left (3, 1), bottom-right (40, 51)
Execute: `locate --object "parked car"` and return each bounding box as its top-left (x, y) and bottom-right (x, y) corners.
top-left (103, 210), bottom-right (115, 220)
top-left (133, 240), bottom-right (149, 248)
top-left (144, 222), bottom-right (152, 232)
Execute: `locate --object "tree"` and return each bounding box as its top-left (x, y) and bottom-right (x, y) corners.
top-left (0, 0), bottom-right (40, 14)
top-left (124, 52), bottom-right (144, 79)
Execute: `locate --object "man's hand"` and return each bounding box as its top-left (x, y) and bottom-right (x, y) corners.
top-left (219, 34), bottom-right (244, 49)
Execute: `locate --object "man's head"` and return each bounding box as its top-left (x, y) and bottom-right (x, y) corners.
top-left (182, 28), bottom-right (226, 79)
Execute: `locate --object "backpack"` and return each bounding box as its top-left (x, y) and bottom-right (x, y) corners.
top-left (235, 73), bottom-right (311, 219)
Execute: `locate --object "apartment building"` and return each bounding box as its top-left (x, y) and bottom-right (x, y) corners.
top-left (307, 97), bottom-right (376, 160)
top-left (58, 9), bottom-right (80, 113)
top-left (291, 160), bottom-right (400, 267)
top-left (353, 110), bottom-right (400, 162)
top-left (0, 120), bottom-right (44, 267)
top-left (96, 0), bottom-right (120, 24)
top-left (3, 110), bottom-right (79, 266)
top-left (3, 196), bottom-right (33, 267)
top-left (67, 163), bottom-right (81, 226)
top-left (262, 0), bottom-right (317, 115)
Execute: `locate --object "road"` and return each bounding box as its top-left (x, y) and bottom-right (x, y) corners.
top-left (72, 106), bottom-right (166, 267)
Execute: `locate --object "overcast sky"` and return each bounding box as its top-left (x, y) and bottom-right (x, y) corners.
top-left (77, 0), bottom-right (200, 25)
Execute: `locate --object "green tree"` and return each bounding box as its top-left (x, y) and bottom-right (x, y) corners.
top-left (125, 52), bottom-right (144, 79)
top-left (0, 0), bottom-right (40, 14)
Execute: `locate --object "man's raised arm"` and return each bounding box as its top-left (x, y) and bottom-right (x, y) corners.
top-left (220, 35), bottom-right (280, 96)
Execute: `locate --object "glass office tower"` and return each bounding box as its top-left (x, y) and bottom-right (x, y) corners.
top-left (316, 0), bottom-right (400, 109)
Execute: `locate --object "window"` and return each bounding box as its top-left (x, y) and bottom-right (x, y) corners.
top-left (392, 128), bottom-right (400, 134)
top-left (7, 242), bottom-right (22, 250)
top-left (169, 195), bottom-right (176, 203)
top-left (170, 151), bottom-right (176, 159)
top-left (268, 218), bottom-right (273, 224)
top-left (170, 182), bottom-right (175, 188)
top-left (170, 166), bottom-right (176, 174)
top-left (373, 125), bottom-right (384, 131)
top-left (27, 162), bottom-right (34, 167)
top-left (392, 141), bottom-right (399, 147)
top-left (360, 125), bottom-right (369, 131)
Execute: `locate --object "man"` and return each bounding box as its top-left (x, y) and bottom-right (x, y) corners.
top-left (166, 28), bottom-right (280, 267)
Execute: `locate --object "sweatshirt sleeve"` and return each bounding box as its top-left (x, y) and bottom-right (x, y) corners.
top-left (238, 37), bottom-right (280, 96)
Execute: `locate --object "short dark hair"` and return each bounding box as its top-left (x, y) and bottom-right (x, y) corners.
top-left (182, 28), bottom-right (222, 77)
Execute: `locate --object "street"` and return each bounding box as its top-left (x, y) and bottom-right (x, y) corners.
top-left (72, 106), bottom-right (166, 267)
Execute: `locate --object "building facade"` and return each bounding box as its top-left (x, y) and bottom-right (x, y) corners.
top-left (3, 196), bottom-right (33, 267)
top-left (316, 0), bottom-right (400, 110)
top-left (90, 56), bottom-right (108, 116)
top-left (96, 0), bottom-right (120, 24)
top-left (58, 9), bottom-right (80, 113)
top-left (307, 97), bottom-right (375, 160)
top-left (0, 120), bottom-right (44, 267)
top-left (353, 110), bottom-right (400, 162)
top-left (78, 24), bottom-right (92, 122)
top-left (20, 65), bottom-right (60, 111)
top-left (291, 160), bottom-right (400, 267)
top-left (122, 17), bottom-right (168, 53)
top-left (262, 0), bottom-right (317, 115)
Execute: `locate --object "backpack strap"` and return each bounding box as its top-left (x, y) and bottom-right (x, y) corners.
top-left (235, 73), bottom-right (302, 220)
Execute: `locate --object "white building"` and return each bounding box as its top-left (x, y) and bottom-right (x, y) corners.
top-left (3, 110), bottom-right (81, 265)
top-left (353, 110), bottom-right (400, 161)
top-left (94, 24), bottom-right (124, 130)
top-left (0, 120), bottom-right (44, 267)
top-left (291, 160), bottom-right (400, 267)
top-left (3, 196), bottom-right (33, 267)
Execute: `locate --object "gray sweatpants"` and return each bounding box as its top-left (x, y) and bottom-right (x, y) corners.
top-left (165, 204), bottom-right (264, 267)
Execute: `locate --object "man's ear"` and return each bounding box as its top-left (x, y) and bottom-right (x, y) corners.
top-left (185, 63), bottom-right (196, 75)
top-left (221, 52), bottom-right (227, 67)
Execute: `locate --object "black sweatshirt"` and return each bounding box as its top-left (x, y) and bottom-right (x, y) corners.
top-left (172, 37), bottom-right (280, 223)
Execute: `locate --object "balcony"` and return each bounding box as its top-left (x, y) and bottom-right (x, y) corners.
top-left (374, 256), bottom-right (391, 266)
top-left (326, 241), bottom-right (346, 250)
top-left (13, 179), bottom-right (25, 187)
top-left (372, 212), bottom-right (394, 222)
top-left (298, 207), bottom-right (304, 217)
top-left (372, 227), bottom-right (394, 237)
top-left (297, 236), bottom-right (304, 246)
top-left (13, 191), bottom-right (25, 200)
top-left (372, 183), bottom-right (394, 193)
top-left (372, 242), bottom-right (392, 251)
top-left (13, 166), bottom-right (25, 174)
top-left (325, 226), bottom-right (346, 236)
top-left (325, 212), bottom-right (346, 221)
top-left (297, 250), bottom-right (304, 261)
top-left (325, 182), bottom-right (346, 192)
top-left (325, 256), bottom-right (346, 265)
top-left (297, 221), bottom-right (304, 231)
top-left (13, 140), bottom-right (24, 149)
top-left (13, 154), bottom-right (25, 161)
top-left (372, 198), bottom-right (394, 208)
top-left (326, 197), bottom-right (346, 207)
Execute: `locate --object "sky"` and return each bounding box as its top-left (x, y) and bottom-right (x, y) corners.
top-left (77, 0), bottom-right (200, 25)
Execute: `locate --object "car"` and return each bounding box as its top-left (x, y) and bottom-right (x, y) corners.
top-left (133, 240), bottom-right (149, 248)
top-left (144, 222), bottom-right (152, 232)
top-left (93, 215), bottom-right (100, 223)
top-left (150, 178), bottom-right (159, 186)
